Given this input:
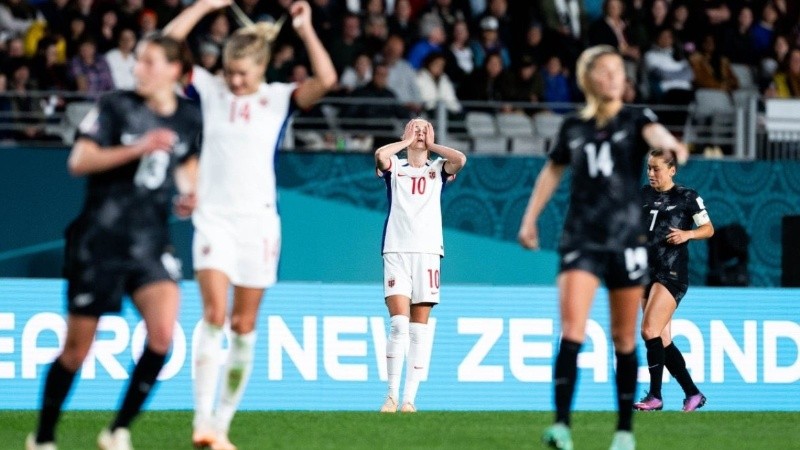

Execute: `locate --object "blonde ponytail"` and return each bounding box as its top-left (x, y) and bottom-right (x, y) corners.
top-left (576, 45), bottom-right (621, 127)
top-left (223, 18), bottom-right (283, 66)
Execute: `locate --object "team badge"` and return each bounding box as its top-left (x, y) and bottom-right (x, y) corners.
top-left (388, 277), bottom-right (395, 288)
top-left (202, 245), bottom-right (211, 256)
top-left (428, 170), bottom-right (436, 179)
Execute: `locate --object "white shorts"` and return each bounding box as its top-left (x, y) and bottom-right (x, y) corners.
top-left (382, 252), bottom-right (441, 304)
top-left (192, 208), bottom-right (281, 288)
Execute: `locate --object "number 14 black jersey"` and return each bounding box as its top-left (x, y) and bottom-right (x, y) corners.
top-left (641, 184), bottom-right (709, 285)
top-left (548, 106), bottom-right (657, 252)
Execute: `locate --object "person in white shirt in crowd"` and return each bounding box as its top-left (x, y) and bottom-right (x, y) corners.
top-left (416, 52), bottom-right (461, 116)
top-left (105, 28), bottom-right (138, 90)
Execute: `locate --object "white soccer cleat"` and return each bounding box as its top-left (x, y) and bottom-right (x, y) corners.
top-left (209, 433), bottom-right (237, 450)
top-left (380, 396), bottom-right (398, 413)
top-left (97, 428), bottom-right (132, 450)
top-left (25, 433), bottom-right (56, 450)
top-left (400, 402), bottom-right (417, 413)
top-left (609, 430), bottom-right (636, 450)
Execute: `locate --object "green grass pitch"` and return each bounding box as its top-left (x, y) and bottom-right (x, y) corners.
top-left (3, 410), bottom-right (798, 449)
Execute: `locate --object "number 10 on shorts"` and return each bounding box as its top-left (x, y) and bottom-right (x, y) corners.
top-left (428, 269), bottom-right (440, 289)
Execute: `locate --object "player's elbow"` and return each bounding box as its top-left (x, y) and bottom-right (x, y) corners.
top-left (453, 152), bottom-right (467, 169)
top-left (67, 154), bottom-right (88, 177)
top-left (320, 72), bottom-right (337, 91)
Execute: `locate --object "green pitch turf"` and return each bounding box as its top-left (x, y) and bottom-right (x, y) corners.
top-left (3, 411), bottom-right (798, 450)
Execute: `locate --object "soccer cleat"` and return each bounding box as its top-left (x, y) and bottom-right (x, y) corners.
top-left (609, 431), bottom-right (636, 450)
top-left (97, 428), bottom-right (132, 450)
top-left (192, 428), bottom-right (217, 448)
top-left (400, 402), bottom-right (416, 413)
top-left (541, 423), bottom-right (573, 450)
top-left (380, 396), bottom-right (398, 413)
top-left (25, 433), bottom-right (56, 450)
top-left (682, 393), bottom-right (707, 412)
top-left (210, 433), bottom-right (237, 450)
top-left (633, 392), bottom-right (663, 411)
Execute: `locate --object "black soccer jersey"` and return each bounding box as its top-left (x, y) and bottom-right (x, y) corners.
top-left (72, 90), bottom-right (202, 256)
top-left (548, 106), bottom-right (657, 252)
top-left (641, 184), bottom-right (709, 285)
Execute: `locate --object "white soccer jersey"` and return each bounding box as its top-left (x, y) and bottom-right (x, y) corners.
top-left (186, 66), bottom-right (296, 213)
top-left (381, 155), bottom-right (448, 256)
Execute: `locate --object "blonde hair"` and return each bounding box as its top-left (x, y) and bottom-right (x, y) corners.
top-left (223, 21), bottom-right (281, 66)
top-left (576, 45), bottom-right (622, 126)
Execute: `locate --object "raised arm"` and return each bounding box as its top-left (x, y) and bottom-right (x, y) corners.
top-left (290, 1), bottom-right (337, 109)
top-left (375, 121), bottom-right (414, 171)
top-left (163, 0), bottom-right (231, 42)
top-left (517, 161), bottom-right (566, 250)
top-left (424, 122), bottom-right (466, 175)
top-left (68, 129), bottom-right (177, 176)
top-left (643, 122), bottom-right (688, 165)
top-left (173, 155), bottom-right (199, 218)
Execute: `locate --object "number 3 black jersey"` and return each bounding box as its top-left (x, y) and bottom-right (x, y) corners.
top-left (74, 91), bottom-right (202, 239)
top-left (548, 106), bottom-right (657, 252)
top-left (641, 184), bottom-right (709, 285)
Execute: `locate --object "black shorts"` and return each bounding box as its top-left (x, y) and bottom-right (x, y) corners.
top-left (559, 247), bottom-right (649, 290)
top-left (63, 221), bottom-right (180, 317)
top-left (645, 275), bottom-right (688, 305)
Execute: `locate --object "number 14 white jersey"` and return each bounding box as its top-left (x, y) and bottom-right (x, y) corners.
top-left (381, 155), bottom-right (448, 256)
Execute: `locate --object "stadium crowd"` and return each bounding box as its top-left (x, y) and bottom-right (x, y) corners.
top-left (1, 0), bottom-right (799, 144)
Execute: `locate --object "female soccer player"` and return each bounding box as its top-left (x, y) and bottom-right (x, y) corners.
top-left (634, 149), bottom-right (713, 412)
top-left (375, 118), bottom-right (466, 413)
top-left (517, 45), bottom-right (688, 450)
top-left (164, 1), bottom-right (336, 449)
top-left (26, 34), bottom-right (202, 450)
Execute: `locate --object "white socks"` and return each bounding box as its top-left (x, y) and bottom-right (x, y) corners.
top-left (386, 315), bottom-right (409, 400)
top-left (193, 321), bottom-right (223, 430)
top-left (193, 322), bottom-right (256, 434)
top-left (403, 322), bottom-right (429, 406)
top-left (216, 330), bottom-right (256, 433)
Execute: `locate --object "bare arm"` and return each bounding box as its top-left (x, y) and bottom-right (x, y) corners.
top-left (162, 0), bottom-right (230, 42)
top-left (643, 122), bottom-right (688, 165)
top-left (375, 121), bottom-right (414, 171)
top-left (424, 122), bottom-right (466, 175)
top-left (667, 221), bottom-right (714, 245)
top-left (518, 161), bottom-right (566, 249)
top-left (291, 2), bottom-right (337, 109)
top-left (68, 129), bottom-right (176, 176)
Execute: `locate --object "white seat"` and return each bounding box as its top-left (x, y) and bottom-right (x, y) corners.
top-left (465, 111), bottom-right (497, 137)
top-left (693, 89), bottom-right (733, 118)
top-left (511, 136), bottom-right (546, 155)
top-left (532, 113), bottom-right (564, 152)
top-left (472, 136), bottom-right (508, 154)
top-left (46, 101), bottom-right (95, 145)
top-left (730, 64), bottom-right (755, 90)
top-left (496, 113), bottom-right (534, 138)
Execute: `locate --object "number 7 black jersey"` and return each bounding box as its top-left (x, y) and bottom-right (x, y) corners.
top-left (642, 184), bottom-right (709, 285)
top-left (548, 106), bottom-right (657, 252)
top-left (75, 90), bottom-right (202, 235)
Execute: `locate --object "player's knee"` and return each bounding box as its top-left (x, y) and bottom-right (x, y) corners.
top-left (640, 323), bottom-right (661, 340)
top-left (59, 347), bottom-right (89, 372)
top-left (146, 324), bottom-right (175, 354)
top-left (611, 329), bottom-right (636, 351)
top-left (203, 307), bottom-right (226, 327)
top-left (230, 315), bottom-right (256, 334)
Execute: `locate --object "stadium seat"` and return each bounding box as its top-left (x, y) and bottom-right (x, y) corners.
top-left (684, 89), bottom-right (735, 150)
top-left (532, 113), bottom-right (564, 153)
top-left (45, 101), bottom-right (95, 145)
top-left (466, 111), bottom-right (507, 154)
top-left (730, 64), bottom-right (755, 90)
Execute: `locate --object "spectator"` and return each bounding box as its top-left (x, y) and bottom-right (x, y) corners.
top-left (722, 6), bottom-right (758, 66)
top-left (459, 51), bottom-right (515, 112)
top-left (644, 27), bottom-right (694, 124)
top-left (344, 62), bottom-right (411, 147)
top-left (538, 0), bottom-right (587, 70)
top-left (767, 47), bottom-right (800, 98)
top-left (94, 8), bottom-right (119, 54)
top-left (444, 19), bottom-right (473, 87)
top-left (236, 0), bottom-right (272, 23)
top-left (691, 0), bottom-right (732, 36)
top-left (38, 0), bottom-right (71, 39)
top-left (193, 12), bottom-right (229, 62)
top-left (644, 0), bottom-right (669, 46)
top-left (6, 60), bottom-right (53, 142)
top-left (387, 0), bottom-right (418, 48)
top-left (266, 43), bottom-right (295, 83)
top-left (65, 14), bottom-right (88, 58)
top-left (689, 33), bottom-right (738, 92)
top-left (587, 0), bottom-right (640, 62)
top-left (105, 28), bottom-right (137, 90)
top-left (328, 13), bottom-right (364, 75)
top-left (339, 52), bottom-right (373, 92)
top-left (310, 0), bottom-right (342, 44)
top-left (0, 0), bottom-right (35, 36)
top-left (118, 0), bottom-right (144, 32)
top-left (4, 35), bottom-right (25, 59)
top-left (153, 0), bottom-right (184, 30)
top-left (32, 36), bottom-right (71, 91)
top-left (761, 34), bottom-right (790, 87)
top-left (0, 72), bottom-right (12, 142)
top-left (533, 54), bottom-right (573, 111)
top-left (624, 0), bottom-right (650, 50)
top-left (69, 37), bottom-right (113, 94)
top-left (197, 40), bottom-right (221, 76)
top-left (470, 16), bottom-right (510, 68)
top-left (669, 3), bottom-right (696, 53)
top-left (139, 9), bottom-right (159, 35)
top-left (363, 14), bottom-right (389, 57)
top-left (508, 54), bottom-right (538, 103)
top-left (475, 0), bottom-right (512, 52)
top-left (362, 0), bottom-right (386, 22)
top-left (379, 34), bottom-right (423, 113)
top-left (424, 0), bottom-right (467, 37)
top-left (519, 21), bottom-right (548, 68)
top-left (407, 16), bottom-right (446, 69)
top-left (416, 52), bottom-right (461, 115)
top-left (752, 2), bottom-right (779, 59)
